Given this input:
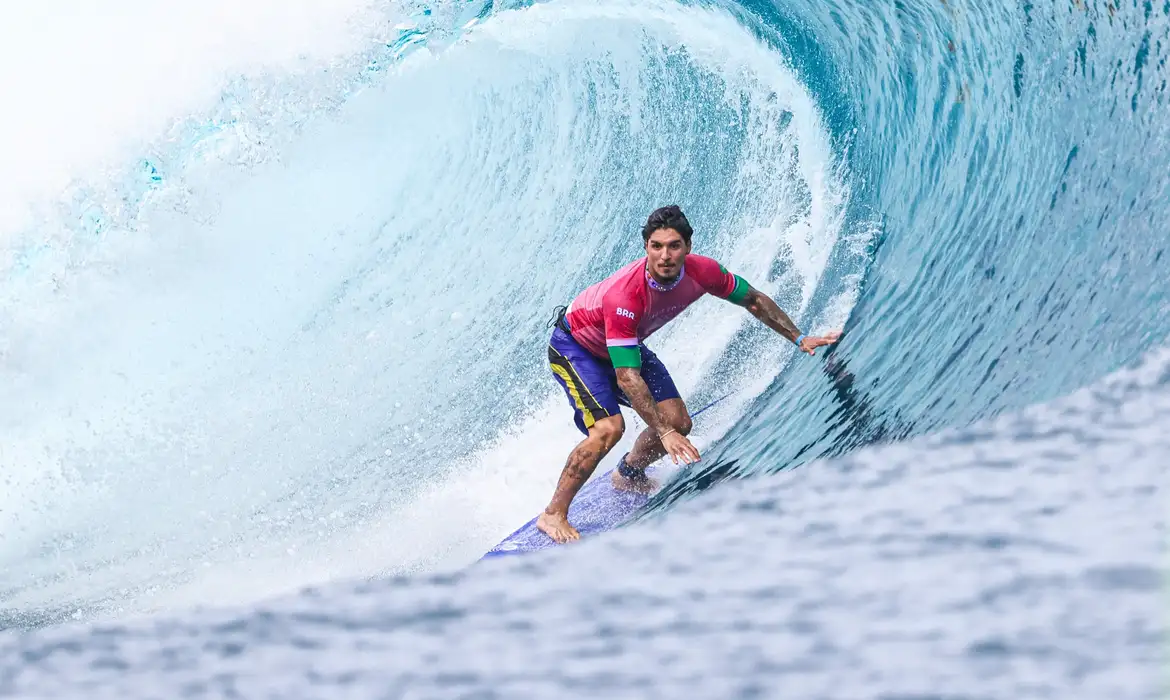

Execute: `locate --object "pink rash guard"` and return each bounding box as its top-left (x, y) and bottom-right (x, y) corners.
top-left (563, 254), bottom-right (750, 368)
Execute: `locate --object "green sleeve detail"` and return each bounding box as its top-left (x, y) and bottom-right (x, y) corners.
top-left (727, 274), bottom-right (751, 304)
top-left (608, 345), bottom-right (642, 368)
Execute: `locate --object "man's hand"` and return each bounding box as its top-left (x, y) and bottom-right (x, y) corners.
top-left (798, 329), bottom-right (842, 356)
top-left (661, 430), bottom-right (701, 465)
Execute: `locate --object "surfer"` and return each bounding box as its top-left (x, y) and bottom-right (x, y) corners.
top-left (536, 205), bottom-right (841, 543)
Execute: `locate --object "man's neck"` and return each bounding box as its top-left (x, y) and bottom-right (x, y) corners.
top-left (644, 261), bottom-right (684, 292)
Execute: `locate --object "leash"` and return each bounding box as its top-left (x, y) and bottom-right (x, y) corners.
top-left (689, 390), bottom-right (738, 418)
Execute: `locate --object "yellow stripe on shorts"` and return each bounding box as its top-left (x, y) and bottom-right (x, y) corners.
top-left (550, 363), bottom-right (595, 428)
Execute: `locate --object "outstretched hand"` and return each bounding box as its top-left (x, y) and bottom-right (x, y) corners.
top-left (661, 431), bottom-right (701, 465)
top-left (798, 329), bottom-right (843, 356)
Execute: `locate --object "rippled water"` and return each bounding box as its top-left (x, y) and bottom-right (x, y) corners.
top-left (2, 351), bottom-right (1164, 698)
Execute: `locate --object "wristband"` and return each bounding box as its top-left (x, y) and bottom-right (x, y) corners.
top-left (658, 428), bottom-right (677, 440)
top-left (794, 334), bottom-right (806, 346)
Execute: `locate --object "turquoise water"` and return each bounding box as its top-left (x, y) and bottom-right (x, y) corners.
top-left (0, 0), bottom-right (1165, 696)
top-left (652, 0), bottom-right (1170, 510)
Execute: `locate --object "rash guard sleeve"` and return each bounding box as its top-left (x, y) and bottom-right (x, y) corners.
top-left (602, 294), bottom-right (642, 369)
top-left (687, 254), bottom-right (750, 304)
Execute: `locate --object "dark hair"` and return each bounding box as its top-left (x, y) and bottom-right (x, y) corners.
top-left (641, 205), bottom-right (693, 245)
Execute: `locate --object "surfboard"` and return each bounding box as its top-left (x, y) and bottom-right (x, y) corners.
top-left (481, 392), bottom-right (733, 559)
top-left (481, 464), bottom-right (662, 558)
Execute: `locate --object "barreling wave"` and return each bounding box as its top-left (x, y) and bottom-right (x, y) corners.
top-left (1, 0), bottom-right (1167, 626)
top-left (0, 0), bottom-right (854, 623)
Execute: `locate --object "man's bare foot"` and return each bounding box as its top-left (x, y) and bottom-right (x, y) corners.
top-left (611, 469), bottom-right (658, 494)
top-left (536, 510), bottom-right (580, 543)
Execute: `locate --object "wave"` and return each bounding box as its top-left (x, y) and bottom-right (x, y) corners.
top-left (0, 0), bottom-right (861, 622)
top-left (2, 0), bottom-right (1167, 628)
top-left (649, 0), bottom-right (1170, 509)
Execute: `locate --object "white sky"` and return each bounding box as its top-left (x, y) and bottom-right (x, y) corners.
top-left (0, 0), bottom-right (388, 233)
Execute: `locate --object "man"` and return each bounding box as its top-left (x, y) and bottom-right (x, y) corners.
top-left (537, 205), bottom-right (841, 543)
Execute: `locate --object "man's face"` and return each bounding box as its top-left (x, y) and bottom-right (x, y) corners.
top-left (645, 227), bottom-right (690, 283)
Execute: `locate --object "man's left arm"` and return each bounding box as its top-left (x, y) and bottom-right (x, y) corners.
top-left (737, 284), bottom-right (841, 355)
top-left (691, 255), bottom-right (841, 355)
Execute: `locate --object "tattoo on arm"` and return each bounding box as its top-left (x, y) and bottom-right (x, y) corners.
top-left (615, 367), bottom-right (668, 435)
top-left (739, 287), bottom-right (801, 343)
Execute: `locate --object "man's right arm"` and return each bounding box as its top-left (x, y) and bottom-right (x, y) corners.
top-left (615, 367), bottom-right (670, 436)
top-left (615, 367), bottom-right (702, 465)
top-left (602, 290), bottom-right (699, 464)
top-left (604, 292), bottom-right (670, 435)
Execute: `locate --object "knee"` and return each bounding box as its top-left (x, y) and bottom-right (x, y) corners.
top-left (675, 414), bottom-right (693, 436)
top-left (590, 417), bottom-right (625, 450)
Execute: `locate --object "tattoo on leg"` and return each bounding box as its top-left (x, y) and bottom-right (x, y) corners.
top-left (566, 445), bottom-right (596, 481)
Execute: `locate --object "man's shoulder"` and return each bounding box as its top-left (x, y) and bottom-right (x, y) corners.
top-left (683, 253), bottom-right (740, 298)
top-left (684, 253), bottom-right (724, 272)
top-left (611, 256), bottom-right (648, 278)
top-left (600, 258), bottom-right (647, 308)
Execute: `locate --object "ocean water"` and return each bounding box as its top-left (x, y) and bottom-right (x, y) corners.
top-left (0, 0), bottom-right (1166, 697)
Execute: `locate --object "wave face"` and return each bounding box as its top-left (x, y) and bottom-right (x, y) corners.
top-left (0, 0), bottom-right (1166, 694)
top-left (649, 0), bottom-right (1170, 508)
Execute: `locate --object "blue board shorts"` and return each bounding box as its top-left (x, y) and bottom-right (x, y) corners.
top-left (548, 324), bottom-right (681, 435)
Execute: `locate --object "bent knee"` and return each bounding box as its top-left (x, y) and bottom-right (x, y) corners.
top-left (675, 414), bottom-right (693, 436)
top-left (590, 416), bottom-right (625, 448)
